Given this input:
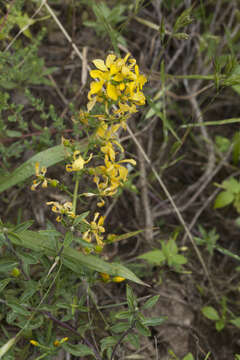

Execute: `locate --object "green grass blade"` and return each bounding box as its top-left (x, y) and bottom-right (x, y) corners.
top-left (181, 118), bottom-right (240, 128)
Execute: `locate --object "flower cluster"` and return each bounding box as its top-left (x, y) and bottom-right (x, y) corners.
top-left (46, 201), bottom-right (76, 223)
top-left (82, 212), bottom-right (105, 246)
top-left (88, 53), bottom-right (147, 113)
top-left (66, 151), bottom-right (93, 172)
top-left (31, 162), bottom-right (58, 191)
top-left (31, 52), bottom-right (146, 250)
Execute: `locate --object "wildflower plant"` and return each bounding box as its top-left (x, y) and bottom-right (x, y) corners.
top-left (30, 52), bottom-right (147, 253)
top-left (0, 53), bottom-right (156, 359)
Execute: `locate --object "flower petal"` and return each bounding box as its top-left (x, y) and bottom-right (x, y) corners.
top-left (107, 83), bottom-right (118, 101)
top-left (106, 54), bottom-right (116, 68)
top-left (90, 81), bottom-right (103, 95)
top-left (92, 59), bottom-right (108, 71)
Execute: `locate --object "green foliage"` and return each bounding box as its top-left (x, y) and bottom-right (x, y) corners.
top-left (168, 350), bottom-right (207, 360)
top-left (214, 177), bottom-right (240, 213)
top-left (194, 226), bottom-right (219, 255)
top-left (138, 235), bottom-right (187, 272)
top-left (201, 297), bottom-right (240, 333)
top-left (0, 0), bottom-right (34, 41)
top-left (195, 225), bottom-right (240, 263)
top-left (100, 285), bottom-right (165, 358)
top-left (83, 1), bottom-right (128, 48)
top-left (0, 31), bottom-right (54, 90)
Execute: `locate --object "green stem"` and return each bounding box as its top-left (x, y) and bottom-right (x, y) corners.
top-left (72, 176), bottom-right (79, 215)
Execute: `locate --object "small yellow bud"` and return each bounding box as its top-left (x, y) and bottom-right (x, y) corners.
top-left (50, 179), bottom-right (59, 187)
top-left (60, 337), bottom-right (68, 344)
top-left (95, 245), bottom-right (103, 253)
top-left (30, 340), bottom-right (39, 346)
top-left (54, 337), bottom-right (68, 347)
top-left (11, 267), bottom-right (20, 277)
top-left (112, 276), bottom-right (125, 283)
top-left (100, 273), bottom-right (110, 282)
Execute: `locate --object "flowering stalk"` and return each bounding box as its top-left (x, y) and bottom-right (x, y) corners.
top-left (31, 52), bottom-right (147, 252)
top-left (72, 177), bottom-right (79, 216)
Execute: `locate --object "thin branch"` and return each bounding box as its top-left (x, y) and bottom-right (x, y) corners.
top-left (110, 321), bottom-right (136, 360)
top-left (126, 123), bottom-right (218, 301)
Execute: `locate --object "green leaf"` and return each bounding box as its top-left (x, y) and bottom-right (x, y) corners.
top-left (18, 251), bottom-right (40, 264)
top-left (100, 336), bottom-right (118, 353)
top-left (0, 278), bottom-right (11, 293)
top-left (73, 211), bottom-right (90, 225)
top-left (20, 281), bottom-right (39, 302)
top-left (222, 178), bottom-right (240, 193)
top-left (5, 130), bottom-right (22, 138)
top-left (7, 301), bottom-right (31, 316)
top-left (124, 333), bottom-right (140, 349)
top-left (233, 132), bottom-right (240, 165)
top-left (142, 317), bottom-right (166, 327)
top-left (18, 314), bottom-right (44, 330)
top-left (138, 249), bottom-right (165, 265)
top-left (214, 191), bottom-right (234, 209)
top-left (126, 284), bottom-right (137, 312)
top-left (107, 230), bottom-right (143, 243)
top-left (0, 140), bottom-right (87, 193)
top-left (62, 343), bottom-right (94, 356)
top-left (111, 322), bottom-right (129, 334)
top-left (13, 220), bottom-right (34, 233)
top-left (142, 295), bottom-right (160, 310)
top-left (173, 6), bottom-right (193, 32)
top-left (0, 336), bottom-right (17, 358)
top-left (202, 306), bottom-right (220, 321)
top-left (215, 135), bottom-right (231, 153)
top-left (230, 317), bottom-right (240, 328)
top-left (172, 254), bottom-right (187, 265)
top-left (183, 353), bottom-right (194, 360)
top-left (231, 65), bottom-right (240, 95)
top-left (64, 231), bottom-right (74, 247)
top-left (8, 230), bottom-right (147, 286)
top-left (38, 229), bottom-right (61, 238)
top-left (0, 259), bottom-right (19, 273)
top-left (136, 320), bottom-right (151, 336)
top-left (114, 310), bottom-right (130, 320)
top-left (216, 319), bottom-right (225, 332)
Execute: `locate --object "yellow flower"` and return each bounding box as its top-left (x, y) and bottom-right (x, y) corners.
top-left (91, 155), bottom-right (136, 203)
top-left (83, 212), bottom-right (105, 245)
top-left (87, 53), bottom-right (147, 111)
top-left (31, 162), bottom-right (59, 191)
top-left (66, 151), bottom-right (93, 172)
top-left (46, 201), bottom-right (75, 222)
top-left (31, 162), bottom-right (47, 190)
top-left (114, 101), bottom-right (137, 116)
